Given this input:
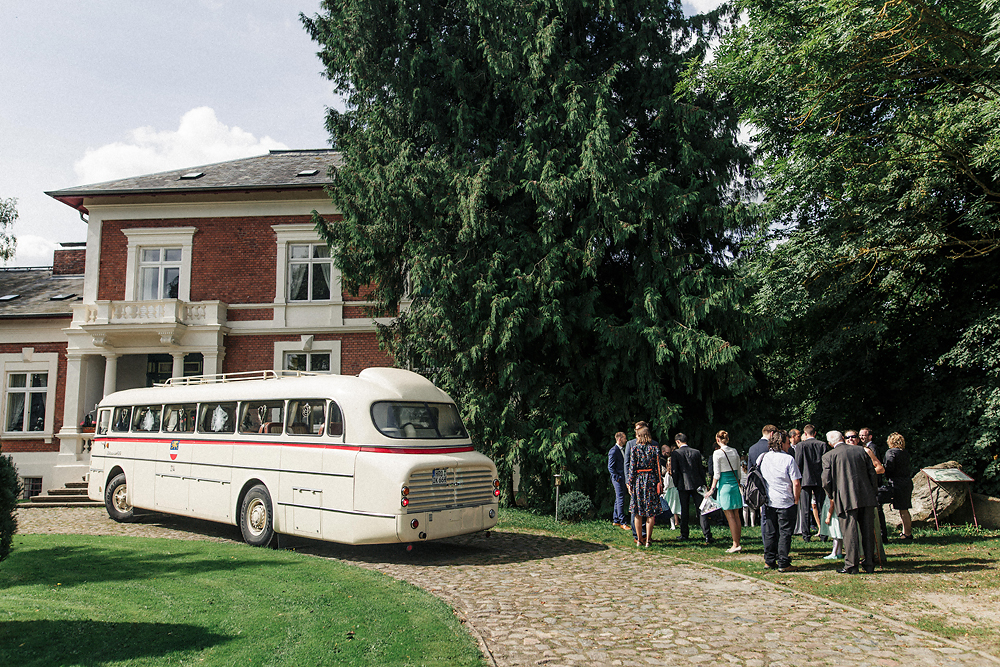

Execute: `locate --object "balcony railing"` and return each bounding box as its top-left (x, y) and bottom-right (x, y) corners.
top-left (73, 300), bottom-right (227, 327)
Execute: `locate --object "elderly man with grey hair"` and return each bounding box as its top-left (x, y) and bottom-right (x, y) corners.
top-left (821, 428), bottom-right (878, 574)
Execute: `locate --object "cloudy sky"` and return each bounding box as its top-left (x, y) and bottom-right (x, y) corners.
top-left (1, 0), bottom-right (719, 267)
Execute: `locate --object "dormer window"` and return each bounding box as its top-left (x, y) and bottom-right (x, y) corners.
top-left (179, 172), bottom-right (205, 180)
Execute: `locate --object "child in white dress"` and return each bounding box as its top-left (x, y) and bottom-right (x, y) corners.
top-left (819, 494), bottom-right (843, 559)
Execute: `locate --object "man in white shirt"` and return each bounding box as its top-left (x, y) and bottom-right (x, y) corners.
top-left (757, 429), bottom-right (802, 572)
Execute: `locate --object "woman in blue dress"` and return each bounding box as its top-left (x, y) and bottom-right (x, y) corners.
top-left (704, 430), bottom-right (743, 553)
top-left (627, 426), bottom-right (662, 547)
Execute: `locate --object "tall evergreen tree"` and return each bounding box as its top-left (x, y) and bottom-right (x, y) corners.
top-left (303, 0), bottom-right (762, 504)
top-left (705, 0), bottom-right (1000, 490)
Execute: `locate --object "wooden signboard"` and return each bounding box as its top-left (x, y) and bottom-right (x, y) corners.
top-left (921, 467), bottom-right (977, 529)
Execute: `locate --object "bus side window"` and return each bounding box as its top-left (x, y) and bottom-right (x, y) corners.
top-left (199, 403), bottom-right (236, 434)
top-left (286, 399), bottom-right (324, 436)
top-left (112, 407), bottom-right (132, 433)
top-left (96, 409), bottom-right (112, 435)
top-left (132, 405), bottom-right (162, 432)
top-left (163, 404), bottom-right (196, 433)
top-left (239, 401), bottom-right (284, 435)
top-left (328, 401), bottom-right (344, 437)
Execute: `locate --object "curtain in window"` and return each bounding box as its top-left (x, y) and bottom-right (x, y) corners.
top-left (312, 263), bottom-right (331, 299)
top-left (289, 264), bottom-right (309, 301)
top-left (6, 393), bottom-right (24, 431)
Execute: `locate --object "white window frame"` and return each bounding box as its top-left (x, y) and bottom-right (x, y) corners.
top-left (272, 224), bottom-right (341, 306)
top-left (122, 227), bottom-right (196, 302)
top-left (138, 247), bottom-right (183, 300)
top-left (0, 350), bottom-right (60, 441)
top-left (287, 243), bottom-right (333, 302)
top-left (273, 340), bottom-right (341, 375)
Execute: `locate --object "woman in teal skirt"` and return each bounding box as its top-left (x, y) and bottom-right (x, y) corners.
top-left (705, 430), bottom-right (743, 553)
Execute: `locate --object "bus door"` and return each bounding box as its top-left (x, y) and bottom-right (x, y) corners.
top-left (280, 399), bottom-right (328, 537)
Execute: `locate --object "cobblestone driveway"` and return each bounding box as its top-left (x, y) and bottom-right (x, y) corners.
top-left (17, 507), bottom-right (997, 666)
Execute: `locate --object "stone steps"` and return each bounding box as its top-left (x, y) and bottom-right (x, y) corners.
top-left (20, 480), bottom-right (103, 508)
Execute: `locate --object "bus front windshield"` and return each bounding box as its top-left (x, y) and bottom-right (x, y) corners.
top-left (370, 402), bottom-right (468, 440)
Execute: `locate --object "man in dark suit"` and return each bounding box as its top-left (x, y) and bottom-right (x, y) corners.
top-left (793, 424), bottom-right (827, 541)
top-left (860, 426), bottom-right (889, 543)
top-left (747, 424), bottom-right (776, 472)
top-left (608, 431), bottom-right (628, 528)
top-left (747, 424), bottom-right (777, 531)
top-left (821, 430), bottom-right (878, 574)
top-left (670, 433), bottom-right (712, 543)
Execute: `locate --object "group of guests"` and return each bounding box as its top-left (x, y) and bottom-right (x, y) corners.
top-left (608, 422), bottom-right (914, 574)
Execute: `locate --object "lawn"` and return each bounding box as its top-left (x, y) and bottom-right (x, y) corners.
top-left (496, 508), bottom-right (1000, 657)
top-left (0, 534), bottom-right (486, 667)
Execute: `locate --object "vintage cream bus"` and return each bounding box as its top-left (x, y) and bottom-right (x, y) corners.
top-left (87, 367), bottom-right (500, 546)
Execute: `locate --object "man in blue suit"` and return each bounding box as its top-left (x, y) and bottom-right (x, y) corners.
top-left (608, 431), bottom-right (628, 528)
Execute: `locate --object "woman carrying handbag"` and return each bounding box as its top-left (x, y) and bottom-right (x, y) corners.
top-left (704, 430), bottom-right (744, 553)
top-left (627, 426), bottom-right (662, 547)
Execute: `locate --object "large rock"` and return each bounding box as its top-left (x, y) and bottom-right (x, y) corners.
top-left (883, 460), bottom-right (969, 527)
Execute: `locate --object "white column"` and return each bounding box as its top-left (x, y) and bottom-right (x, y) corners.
top-left (54, 352), bottom-right (91, 487)
top-left (171, 352), bottom-right (185, 379)
top-left (203, 351), bottom-right (222, 380)
top-left (62, 353), bottom-right (86, 435)
top-left (103, 353), bottom-right (118, 396)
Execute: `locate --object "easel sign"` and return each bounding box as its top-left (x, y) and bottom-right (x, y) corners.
top-left (922, 467), bottom-right (977, 529)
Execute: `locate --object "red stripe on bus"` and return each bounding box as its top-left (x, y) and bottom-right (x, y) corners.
top-left (93, 437), bottom-right (473, 454)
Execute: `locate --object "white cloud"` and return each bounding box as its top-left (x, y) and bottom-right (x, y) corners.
top-left (9, 234), bottom-right (59, 268)
top-left (73, 107), bottom-right (288, 184)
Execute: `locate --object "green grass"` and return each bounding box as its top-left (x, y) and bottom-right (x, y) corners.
top-left (0, 534), bottom-right (486, 667)
top-left (497, 508), bottom-right (1000, 655)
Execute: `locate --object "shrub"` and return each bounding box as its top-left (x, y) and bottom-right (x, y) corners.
top-left (558, 490), bottom-right (594, 522)
top-left (0, 451), bottom-right (20, 562)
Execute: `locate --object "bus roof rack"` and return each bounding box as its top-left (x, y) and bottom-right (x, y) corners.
top-left (160, 369), bottom-right (332, 386)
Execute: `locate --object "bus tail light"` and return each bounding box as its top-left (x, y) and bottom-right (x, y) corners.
top-left (410, 519), bottom-right (419, 529)
top-left (493, 478), bottom-right (500, 497)
top-left (401, 485), bottom-right (409, 496)
top-left (401, 497), bottom-right (409, 507)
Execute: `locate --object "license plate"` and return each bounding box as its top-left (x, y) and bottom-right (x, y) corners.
top-left (432, 468), bottom-right (448, 484)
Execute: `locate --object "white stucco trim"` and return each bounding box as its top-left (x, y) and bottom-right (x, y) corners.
top-left (0, 349), bottom-right (61, 442)
top-left (273, 339), bottom-right (342, 375)
top-left (122, 227), bottom-right (196, 302)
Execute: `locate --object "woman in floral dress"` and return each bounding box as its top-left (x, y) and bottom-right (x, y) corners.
top-left (627, 426), bottom-right (662, 547)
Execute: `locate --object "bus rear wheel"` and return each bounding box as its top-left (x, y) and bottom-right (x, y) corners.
top-left (240, 485), bottom-right (274, 547)
top-left (105, 473), bottom-right (135, 523)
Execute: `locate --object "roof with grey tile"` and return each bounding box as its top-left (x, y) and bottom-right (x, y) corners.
top-left (46, 149), bottom-right (340, 210)
top-left (0, 268), bottom-right (83, 318)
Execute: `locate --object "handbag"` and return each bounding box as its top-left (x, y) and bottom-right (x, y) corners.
top-left (877, 479), bottom-right (894, 505)
top-left (700, 493), bottom-right (721, 515)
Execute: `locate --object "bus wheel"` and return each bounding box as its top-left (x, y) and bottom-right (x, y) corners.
top-left (240, 485), bottom-right (274, 547)
top-left (105, 473), bottom-right (134, 523)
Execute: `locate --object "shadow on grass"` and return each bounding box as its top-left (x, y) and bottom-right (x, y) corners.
top-left (116, 510), bottom-right (609, 566)
top-left (288, 530), bottom-right (608, 566)
top-left (0, 543), bottom-right (283, 591)
top-left (0, 620), bottom-right (230, 667)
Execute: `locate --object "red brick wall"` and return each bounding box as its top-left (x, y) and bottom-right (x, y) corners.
top-left (222, 333), bottom-right (392, 377)
top-left (344, 284), bottom-right (376, 302)
top-left (343, 306), bottom-right (371, 319)
top-left (226, 308), bottom-right (275, 321)
top-left (98, 217), bottom-right (318, 304)
top-left (0, 341), bottom-right (68, 453)
top-left (53, 248), bottom-right (86, 275)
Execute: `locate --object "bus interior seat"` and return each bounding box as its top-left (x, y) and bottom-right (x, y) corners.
top-left (259, 422), bottom-right (282, 434)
